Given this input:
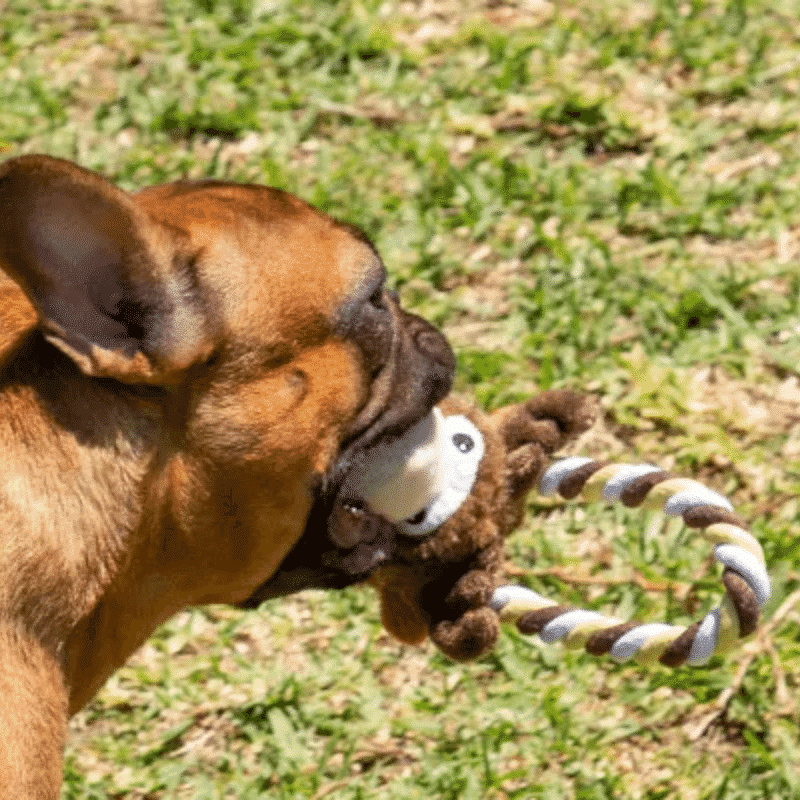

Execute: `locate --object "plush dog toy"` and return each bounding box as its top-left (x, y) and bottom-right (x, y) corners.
top-left (335, 387), bottom-right (770, 667)
top-left (338, 389), bottom-right (597, 661)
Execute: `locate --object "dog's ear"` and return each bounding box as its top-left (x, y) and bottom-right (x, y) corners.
top-left (0, 155), bottom-right (213, 383)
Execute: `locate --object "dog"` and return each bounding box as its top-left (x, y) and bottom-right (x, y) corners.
top-left (0, 154), bottom-right (455, 798)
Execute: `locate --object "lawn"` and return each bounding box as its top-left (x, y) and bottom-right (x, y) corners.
top-left (2, 0), bottom-right (800, 796)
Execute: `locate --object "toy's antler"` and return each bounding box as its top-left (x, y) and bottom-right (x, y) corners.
top-left (492, 457), bottom-right (770, 666)
top-left (490, 390), bottom-right (599, 534)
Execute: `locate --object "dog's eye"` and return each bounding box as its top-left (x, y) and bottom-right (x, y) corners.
top-left (452, 432), bottom-right (474, 453)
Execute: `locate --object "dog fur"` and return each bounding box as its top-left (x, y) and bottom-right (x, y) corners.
top-left (0, 155), bottom-right (455, 797)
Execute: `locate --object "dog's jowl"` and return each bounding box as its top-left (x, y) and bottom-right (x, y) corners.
top-left (0, 155), bottom-right (455, 798)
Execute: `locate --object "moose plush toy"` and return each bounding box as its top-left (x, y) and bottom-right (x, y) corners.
top-left (253, 387), bottom-right (766, 667)
top-left (339, 389), bottom-right (597, 661)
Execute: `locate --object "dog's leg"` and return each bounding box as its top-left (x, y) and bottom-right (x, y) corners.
top-left (0, 623), bottom-right (67, 800)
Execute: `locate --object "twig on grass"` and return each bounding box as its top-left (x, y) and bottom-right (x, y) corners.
top-left (314, 100), bottom-right (403, 128)
top-left (505, 562), bottom-right (690, 594)
top-left (685, 586), bottom-right (800, 741)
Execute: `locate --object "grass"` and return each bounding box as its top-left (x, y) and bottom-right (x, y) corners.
top-left (1, 0), bottom-right (800, 795)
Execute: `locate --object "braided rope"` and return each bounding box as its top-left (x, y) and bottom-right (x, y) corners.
top-left (489, 457), bottom-right (771, 667)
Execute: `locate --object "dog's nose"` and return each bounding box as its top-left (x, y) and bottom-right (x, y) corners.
top-left (413, 320), bottom-right (456, 371)
top-left (405, 312), bottom-right (456, 406)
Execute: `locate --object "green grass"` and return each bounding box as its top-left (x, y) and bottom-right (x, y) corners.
top-left (2, 0), bottom-right (800, 795)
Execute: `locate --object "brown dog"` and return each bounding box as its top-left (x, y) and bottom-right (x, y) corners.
top-left (0, 155), bottom-right (455, 798)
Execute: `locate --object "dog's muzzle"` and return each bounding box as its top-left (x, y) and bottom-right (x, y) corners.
top-left (238, 306), bottom-right (456, 607)
top-left (335, 307), bottom-right (456, 481)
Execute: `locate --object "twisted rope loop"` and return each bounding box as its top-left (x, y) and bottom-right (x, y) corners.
top-left (490, 457), bottom-right (770, 667)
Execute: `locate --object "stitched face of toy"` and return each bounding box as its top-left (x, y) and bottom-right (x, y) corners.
top-left (394, 413), bottom-right (484, 537)
top-left (340, 408), bottom-right (485, 537)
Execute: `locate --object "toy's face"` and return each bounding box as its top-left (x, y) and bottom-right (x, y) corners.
top-left (342, 407), bottom-right (486, 536)
top-left (394, 412), bottom-right (485, 536)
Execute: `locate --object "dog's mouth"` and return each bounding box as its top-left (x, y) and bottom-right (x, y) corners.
top-left (237, 308), bottom-right (455, 608)
top-left (329, 306), bottom-right (456, 493)
top-left (315, 412), bottom-right (449, 586)
top-left (320, 308), bottom-right (456, 570)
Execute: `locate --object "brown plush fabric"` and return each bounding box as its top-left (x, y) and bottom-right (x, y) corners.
top-left (369, 389), bottom-right (596, 661)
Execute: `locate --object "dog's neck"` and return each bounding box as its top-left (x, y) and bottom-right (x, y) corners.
top-left (0, 328), bottom-right (206, 709)
top-left (0, 329), bottom-right (162, 633)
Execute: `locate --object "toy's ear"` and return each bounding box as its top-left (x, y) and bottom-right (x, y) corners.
top-left (0, 155), bottom-right (212, 384)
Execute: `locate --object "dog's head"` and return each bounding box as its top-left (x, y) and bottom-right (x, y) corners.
top-left (0, 155), bottom-right (454, 604)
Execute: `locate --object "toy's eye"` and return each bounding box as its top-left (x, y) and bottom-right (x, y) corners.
top-left (406, 508), bottom-right (427, 525)
top-left (452, 433), bottom-right (474, 453)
